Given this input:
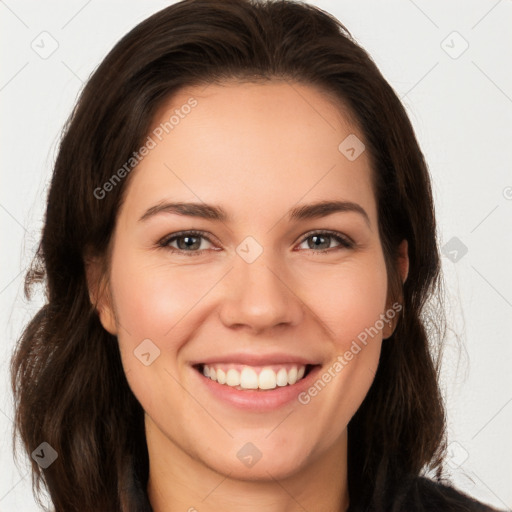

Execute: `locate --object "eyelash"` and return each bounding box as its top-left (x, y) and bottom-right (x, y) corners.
top-left (157, 229), bottom-right (354, 256)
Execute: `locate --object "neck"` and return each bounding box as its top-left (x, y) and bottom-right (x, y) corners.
top-left (145, 416), bottom-right (350, 512)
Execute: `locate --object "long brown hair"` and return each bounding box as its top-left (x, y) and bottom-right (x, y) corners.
top-left (11, 1), bottom-right (448, 510)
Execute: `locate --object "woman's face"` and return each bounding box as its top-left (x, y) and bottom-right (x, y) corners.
top-left (93, 81), bottom-right (404, 481)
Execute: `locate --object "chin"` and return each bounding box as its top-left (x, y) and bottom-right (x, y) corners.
top-left (199, 437), bottom-right (315, 481)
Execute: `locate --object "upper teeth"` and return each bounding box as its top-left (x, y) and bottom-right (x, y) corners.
top-left (202, 364), bottom-right (306, 390)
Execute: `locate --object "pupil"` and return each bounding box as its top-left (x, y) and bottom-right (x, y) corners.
top-left (311, 235), bottom-right (328, 249)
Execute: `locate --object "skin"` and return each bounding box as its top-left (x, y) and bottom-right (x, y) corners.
top-left (88, 81), bottom-right (409, 512)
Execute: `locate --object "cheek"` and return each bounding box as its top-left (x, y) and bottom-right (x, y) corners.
top-left (295, 266), bottom-right (387, 446)
top-left (110, 250), bottom-right (212, 340)
top-left (293, 255), bottom-right (387, 419)
top-left (298, 255), bottom-right (389, 345)
top-left (107, 250), bottom-right (206, 417)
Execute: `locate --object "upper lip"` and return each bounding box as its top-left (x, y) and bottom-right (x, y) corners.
top-left (190, 353), bottom-right (322, 367)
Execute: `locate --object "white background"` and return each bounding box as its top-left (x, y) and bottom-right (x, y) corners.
top-left (1, 0), bottom-right (511, 510)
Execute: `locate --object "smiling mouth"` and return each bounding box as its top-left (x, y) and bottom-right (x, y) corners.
top-left (193, 363), bottom-right (317, 391)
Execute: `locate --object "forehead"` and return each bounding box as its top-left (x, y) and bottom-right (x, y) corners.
top-left (120, 80), bottom-right (376, 227)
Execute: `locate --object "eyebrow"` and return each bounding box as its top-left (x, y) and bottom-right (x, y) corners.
top-left (138, 200), bottom-right (371, 227)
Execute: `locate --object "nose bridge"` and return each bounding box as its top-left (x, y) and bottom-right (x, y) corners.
top-left (219, 243), bottom-right (303, 331)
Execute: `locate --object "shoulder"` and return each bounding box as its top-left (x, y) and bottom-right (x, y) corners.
top-left (402, 476), bottom-right (504, 512)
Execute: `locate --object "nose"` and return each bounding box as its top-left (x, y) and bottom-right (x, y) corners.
top-left (218, 251), bottom-right (304, 333)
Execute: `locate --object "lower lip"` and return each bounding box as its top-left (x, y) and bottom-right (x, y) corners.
top-left (192, 365), bottom-right (322, 411)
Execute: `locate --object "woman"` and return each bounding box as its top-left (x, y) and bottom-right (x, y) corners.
top-left (10, 0), bottom-right (504, 511)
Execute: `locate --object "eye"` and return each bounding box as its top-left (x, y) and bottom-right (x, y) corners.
top-left (296, 230), bottom-right (354, 253)
top-left (158, 229), bottom-right (354, 257)
top-left (158, 230), bottom-right (216, 256)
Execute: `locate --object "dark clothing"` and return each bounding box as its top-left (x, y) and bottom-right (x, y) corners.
top-left (346, 476), bottom-right (506, 512)
top-left (405, 477), bottom-right (505, 511)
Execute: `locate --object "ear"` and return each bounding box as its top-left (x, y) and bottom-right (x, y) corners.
top-left (397, 239), bottom-right (409, 284)
top-left (84, 255), bottom-right (118, 336)
top-left (382, 239), bottom-right (409, 339)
